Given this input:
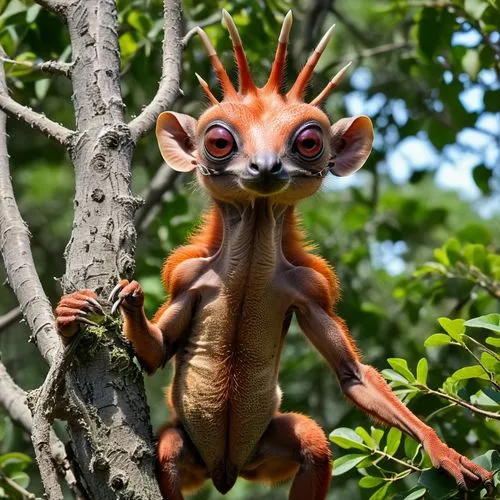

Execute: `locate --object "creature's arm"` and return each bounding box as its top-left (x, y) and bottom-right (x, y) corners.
top-left (113, 280), bottom-right (195, 374)
top-left (295, 301), bottom-right (491, 489)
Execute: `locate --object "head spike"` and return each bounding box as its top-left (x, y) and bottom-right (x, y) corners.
top-left (287, 24), bottom-right (335, 100)
top-left (263, 10), bottom-right (293, 92)
top-left (195, 73), bottom-right (219, 105)
top-left (196, 27), bottom-right (239, 100)
top-left (310, 61), bottom-right (352, 106)
top-left (222, 10), bottom-right (256, 95)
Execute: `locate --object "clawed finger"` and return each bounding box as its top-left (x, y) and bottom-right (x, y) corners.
top-left (111, 296), bottom-right (124, 315)
top-left (108, 282), bottom-right (124, 303)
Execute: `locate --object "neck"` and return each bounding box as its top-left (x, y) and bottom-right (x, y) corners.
top-left (212, 199), bottom-right (290, 279)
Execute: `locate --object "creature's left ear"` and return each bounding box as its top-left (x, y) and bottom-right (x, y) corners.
top-left (156, 112), bottom-right (198, 172)
top-left (329, 116), bottom-right (373, 176)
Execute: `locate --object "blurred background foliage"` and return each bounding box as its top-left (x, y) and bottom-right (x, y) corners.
top-left (0, 0), bottom-right (498, 498)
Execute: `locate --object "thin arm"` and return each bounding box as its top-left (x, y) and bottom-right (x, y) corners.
top-left (122, 292), bottom-right (195, 373)
top-left (128, 0), bottom-right (183, 143)
top-left (296, 302), bottom-right (491, 488)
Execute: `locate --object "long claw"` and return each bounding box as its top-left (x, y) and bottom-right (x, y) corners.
top-left (109, 283), bottom-right (123, 303)
top-left (86, 297), bottom-right (104, 314)
top-left (111, 297), bottom-right (124, 316)
top-left (76, 315), bottom-right (98, 327)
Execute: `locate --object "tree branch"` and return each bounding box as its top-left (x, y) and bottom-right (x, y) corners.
top-left (35, 0), bottom-right (68, 18)
top-left (0, 306), bottom-right (22, 332)
top-left (0, 361), bottom-right (84, 499)
top-left (128, 0), bottom-right (183, 142)
top-left (0, 56), bottom-right (73, 78)
top-left (0, 93), bottom-right (74, 148)
top-left (135, 164), bottom-right (178, 233)
top-left (0, 59), bottom-right (60, 365)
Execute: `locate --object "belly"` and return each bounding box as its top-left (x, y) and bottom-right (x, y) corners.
top-left (170, 293), bottom-right (286, 481)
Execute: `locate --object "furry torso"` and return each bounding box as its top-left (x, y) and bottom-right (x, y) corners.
top-left (165, 201), bottom-right (335, 492)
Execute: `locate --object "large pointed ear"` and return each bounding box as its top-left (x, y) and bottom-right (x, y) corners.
top-left (329, 116), bottom-right (373, 176)
top-left (156, 112), bottom-right (198, 172)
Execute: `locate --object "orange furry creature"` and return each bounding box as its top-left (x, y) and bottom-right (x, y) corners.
top-left (56, 10), bottom-right (491, 499)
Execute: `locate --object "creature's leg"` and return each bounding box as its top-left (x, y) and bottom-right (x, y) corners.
top-left (241, 412), bottom-right (332, 500)
top-left (157, 422), bottom-right (209, 500)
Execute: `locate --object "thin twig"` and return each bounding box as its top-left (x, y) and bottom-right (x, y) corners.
top-left (0, 306), bottom-right (22, 332)
top-left (0, 471), bottom-right (36, 499)
top-left (129, 0), bottom-right (183, 142)
top-left (323, 42), bottom-right (414, 73)
top-left (420, 385), bottom-right (500, 420)
top-left (183, 13), bottom-right (222, 47)
top-left (0, 56), bottom-right (73, 78)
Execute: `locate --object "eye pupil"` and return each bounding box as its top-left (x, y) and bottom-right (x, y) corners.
top-left (215, 138), bottom-right (228, 149)
top-left (302, 138), bottom-right (316, 149)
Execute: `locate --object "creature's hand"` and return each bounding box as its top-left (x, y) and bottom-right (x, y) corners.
top-left (55, 290), bottom-right (105, 342)
top-left (424, 432), bottom-right (492, 490)
top-left (109, 279), bottom-right (144, 316)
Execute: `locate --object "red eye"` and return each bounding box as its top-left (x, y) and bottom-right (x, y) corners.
top-left (204, 125), bottom-right (235, 160)
top-left (294, 126), bottom-right (323, 159)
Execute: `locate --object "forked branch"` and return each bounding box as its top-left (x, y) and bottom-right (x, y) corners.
top-left (128, 0), bottom-right (183, 142)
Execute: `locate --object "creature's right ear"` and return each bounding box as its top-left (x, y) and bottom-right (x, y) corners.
top-left (156, 112), bottom-right (198, 172)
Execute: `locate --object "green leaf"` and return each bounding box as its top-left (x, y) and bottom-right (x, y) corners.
top-left (0, 452), bottom-right (32, 470)
top-left (388, 358), bottom-right (416, 382)
top-left (472, 165), bottom-right (492, 195)
top-left (329, 428), bottom-right (369, 451)
top-left (385, 428), bottom-right (402, 455)
top-left (26, 4), bottom-right (41, 23)
top-left (371, 427), bottom-right (384, 446)
top-left (369, 482), bottom-right (390, 500)
top-left (465, 314), bottom-right (500, 334)
top-left (416, 358), bottom-right (428, 385)
top-left (481, 352), bottom-right (499, 372)
top-left (424, 334), bottom-right (451, 347)
top-left (35, 78), bottom-right (50, 100)
top-left (403, 488), bottom-right (426, 500)
top-left (332, 453), bottom-right (369, 476)
top-left (462, 49), bottom-right (481, 79)
top-left (382, 369), bottom-right (413, 385)
top-left (450, 365), bottom-right (489, 381)
top-left (355, 427), bottom-right (376, 448)
top-left (9, 471), bottom-right (30, 489)
top-left (464, 0), bottom-right (490, 19)
top-left (418, 468), bottom-right (458, 499)
top-left (359, 476), bottom-right (385, 488)
top-left (438, 317), bottom-right (465, 342)
top-left (417, 7), bottom-right (440, 60)
top-left (486, 336), bottom-right (500, 347)
top-left (404, 436), bottom-right (421, 461)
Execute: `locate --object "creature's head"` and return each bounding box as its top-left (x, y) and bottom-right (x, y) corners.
top-left (156, 11), bottom-right (373, 204)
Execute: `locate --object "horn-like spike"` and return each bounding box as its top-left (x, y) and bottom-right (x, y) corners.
top-left (195, 73), bottom-right (219, 104)
top-left (310, 61), bottom-right (352, 106)
top-left (263, 10), bottom-right (293, 91)
top-left (287, 24), bottom-right (335, 100)
top-left (222, 10), bottom-right (256, 94)
top-left (196, 27), bottom-right (239, 99)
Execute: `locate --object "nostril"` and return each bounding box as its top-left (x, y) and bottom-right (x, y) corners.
top-left (270, 161), bottom-right (282, 174)
top-left (248, 162), bottom-right (259, 174)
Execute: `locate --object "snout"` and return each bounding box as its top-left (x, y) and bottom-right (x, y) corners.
top-left (240, 152), bottom-right (290, 195)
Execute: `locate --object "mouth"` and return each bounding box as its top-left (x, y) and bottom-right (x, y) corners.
top-left (239, 175), bottom-right (290, 196)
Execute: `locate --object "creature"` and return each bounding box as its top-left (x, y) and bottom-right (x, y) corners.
top-left (55, 10), bottom-right (492, 499)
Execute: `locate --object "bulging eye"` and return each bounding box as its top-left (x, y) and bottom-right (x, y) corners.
top-left (294, 126), bottom-right (324, 159)
top-left (204, 125), bottom-right (235, 160)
